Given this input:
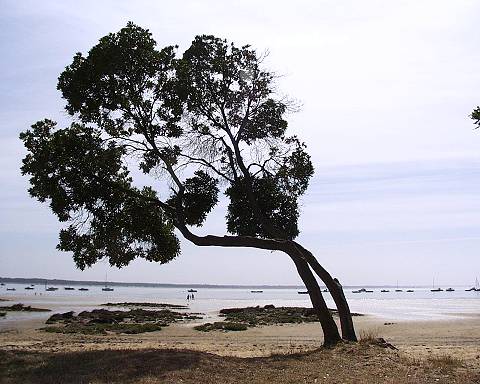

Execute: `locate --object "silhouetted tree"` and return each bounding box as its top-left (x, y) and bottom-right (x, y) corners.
top-left (20, 23), bottom-right (356, 345)
top-left (471, 106), bottom-right (480, 129)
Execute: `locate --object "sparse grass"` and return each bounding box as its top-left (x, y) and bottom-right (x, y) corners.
top-left (0, 344), bottom-right (477, 384)
top-left (427, 354), bottom-right (463, 372)
top-left (194, 322), bottom-right (248, 332)
top-left (359, 328), bottom-right (380, 343)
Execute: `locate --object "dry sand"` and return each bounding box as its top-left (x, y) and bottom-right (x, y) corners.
top-left (1, 301), bottom-right (479, 383)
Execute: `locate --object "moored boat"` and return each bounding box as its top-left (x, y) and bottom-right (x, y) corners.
top-left (352, 288), bottom-right (373, 293)
top-left (102, 273), bottom-right (114, 291)
top-left (431, 277), bottom-right (442, 292)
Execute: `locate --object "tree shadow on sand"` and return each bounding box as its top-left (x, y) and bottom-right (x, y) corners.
top-left (1, 348), bottom-right (217, 384)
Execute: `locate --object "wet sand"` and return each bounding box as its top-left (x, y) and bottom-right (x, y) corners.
top-left (1, 295), bottom-right (479, 384)
top-left (0, 306), bottom-right (478, 368)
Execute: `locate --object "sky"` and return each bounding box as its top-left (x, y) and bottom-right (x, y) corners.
top-left (1, 0), bottom-right (479, 286)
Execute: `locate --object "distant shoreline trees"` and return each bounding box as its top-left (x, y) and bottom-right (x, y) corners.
top-left (20, 23), bottom-right (356, 345)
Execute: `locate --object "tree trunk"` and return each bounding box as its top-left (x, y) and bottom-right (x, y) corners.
top-left (175, 222), bottom-right (345, 345)
top-left (293, 243), bottom-right (357, 342)
top-left (290, 254), bottom-right (341, 346)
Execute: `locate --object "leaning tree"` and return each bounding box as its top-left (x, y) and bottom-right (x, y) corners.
top-left (20, 23), bottom-right (356, 345)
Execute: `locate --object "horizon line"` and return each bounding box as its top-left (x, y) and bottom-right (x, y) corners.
top-left (0, 276), bottom-right (469, 289)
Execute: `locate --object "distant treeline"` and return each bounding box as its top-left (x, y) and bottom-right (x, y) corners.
top-left (0, 277), bottom-right (434, 289)
top-left (0, 277), bottom-right (306, 289)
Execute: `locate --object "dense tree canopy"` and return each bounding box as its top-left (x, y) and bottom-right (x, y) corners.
top-left (20, 22), bottom-right (359, 346)
top-left (21, 22), bottom-right (314, 269)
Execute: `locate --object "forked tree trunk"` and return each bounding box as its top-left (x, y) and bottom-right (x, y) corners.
top-left (223, 142), bottom-right (356, 343)
top-left (293, 243), bottom-right (357, 342)
top-left (175, 222), bottom-right (352, 345)
top-left (291, 255), bottom-right (341, 346)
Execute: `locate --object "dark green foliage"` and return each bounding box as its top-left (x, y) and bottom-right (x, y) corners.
top-left (21, 23), bottom-right (315, 272)
top-left (472, 106), bottom-right (480, 129)
top-left (57, 22), bottom-right (181, 138)
top-left (178, 35), bottom-right (286, 142)
top-left (226, 177), bottom-right (300, 239)
top-left (194, 321), bottom-right (248, 332)
top-left (178, 35), bottom-right (313, 238)
top-left (169, 171), bottom-right (219, 226)
top-left (20, 120), bottom-right (180, 270)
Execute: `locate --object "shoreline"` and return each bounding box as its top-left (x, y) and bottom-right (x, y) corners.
top-left (1, 301), bottom-right (479, 383)
top-left (1, 307), bottom-right (479, 360)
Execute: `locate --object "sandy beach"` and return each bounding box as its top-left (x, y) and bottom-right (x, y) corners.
top-left (0, 293), bottom-right (480, 384)
top-left (1, 295), bottom-right (479, 383)
top-left (1, 312), bottom-right (479, 360)
top-left (1, 314), bottom-right (479, 383)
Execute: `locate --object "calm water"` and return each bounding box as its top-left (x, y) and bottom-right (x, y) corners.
top-left (1, 283), bottom-right (479, 327)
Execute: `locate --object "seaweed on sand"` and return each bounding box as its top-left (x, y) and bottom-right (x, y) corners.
top-left (41, 308), bottom-right (203, 335)
top-left (0, 303), bottom-right (51, 312)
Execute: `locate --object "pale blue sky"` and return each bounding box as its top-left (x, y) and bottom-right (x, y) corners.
top-left (1, 0), bottom-right (479, 285)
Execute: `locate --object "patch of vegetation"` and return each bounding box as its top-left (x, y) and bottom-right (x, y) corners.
top-left (188, 305), bottom-right (345, 332)
top-left (41, 322), bottom-right (164, 335)
top-left (359, 328), bottom-right (380, 343)
top-left (0, 312), bottom-right (6, 317)
top-left (194, 322), bottom-right (248, 332)
top-left (218, 305), bottom-right (361, 327)
top-left (0, 303), bottom-right (51, 312)
top-left (45, 311), bottom-right (74, 324)
top-left (102, 302), bottom-right (188, 309)
top-left (42, 308), bottom-right (203, 335)
top-left (427, 354), bottom-right (463, 373)
top-left (77, 308), bottom-right (192, 324)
